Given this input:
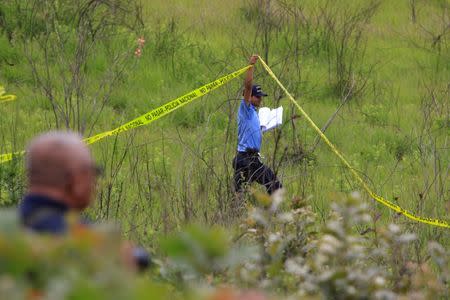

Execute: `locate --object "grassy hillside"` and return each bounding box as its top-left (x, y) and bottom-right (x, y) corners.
top-left (0, 0), bottom-right (448, 245)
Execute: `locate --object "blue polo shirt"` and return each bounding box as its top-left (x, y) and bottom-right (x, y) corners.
top-left (237, 99), bottom-right (261, 152)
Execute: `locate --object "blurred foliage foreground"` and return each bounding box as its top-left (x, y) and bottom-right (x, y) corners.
top-left (0, 192), bottom-right (448, 300)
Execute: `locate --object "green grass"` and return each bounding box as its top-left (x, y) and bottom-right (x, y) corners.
top-left (0, 0), bottom-right (448, 246)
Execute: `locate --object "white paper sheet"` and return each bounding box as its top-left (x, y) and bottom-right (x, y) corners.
top-left (259, 106), bottom-right (283, 132)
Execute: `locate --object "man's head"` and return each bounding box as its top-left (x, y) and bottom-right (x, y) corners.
top-left (25, 131), bottom-right (99, 211)
top-left (250, 84), bottom-right (267, 107)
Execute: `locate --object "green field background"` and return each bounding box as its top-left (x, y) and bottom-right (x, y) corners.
top-left (0, 0), bottom-right (448, 247)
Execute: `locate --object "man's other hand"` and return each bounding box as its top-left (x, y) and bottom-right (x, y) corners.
top-left (249, 55), bottom-right (259, 65)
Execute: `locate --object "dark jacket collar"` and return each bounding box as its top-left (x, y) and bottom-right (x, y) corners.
top-left (19, 194), bottom-right (69, 234)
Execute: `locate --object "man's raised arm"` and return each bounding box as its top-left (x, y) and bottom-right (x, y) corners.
top-left (243, 55), bottom-right (259, 105)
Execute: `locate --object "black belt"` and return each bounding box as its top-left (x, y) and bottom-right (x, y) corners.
top-left (238, 148), bottom-right (260, 156)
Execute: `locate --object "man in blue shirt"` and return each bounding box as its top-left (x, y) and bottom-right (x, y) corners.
top-left (233, 55), bottom-right (282, 196)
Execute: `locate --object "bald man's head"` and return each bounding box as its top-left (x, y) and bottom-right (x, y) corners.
top-left (25, 131), bottom-right (97, 210)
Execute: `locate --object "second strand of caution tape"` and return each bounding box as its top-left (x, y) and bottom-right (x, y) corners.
top-left (258, 56), bottom-right (449, 229)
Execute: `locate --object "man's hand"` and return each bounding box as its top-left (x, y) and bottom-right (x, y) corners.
top-left (120, 241), bottom-right (151, 272)
top-left (249, 54), bottom-right (259, 65)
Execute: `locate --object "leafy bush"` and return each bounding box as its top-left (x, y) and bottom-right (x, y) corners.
top-left (157, 191), bottom-right (449, 299)
top-left (1, 191), bottom-right (448, 299)
top-left (0, 209), bottom-right (180, 300)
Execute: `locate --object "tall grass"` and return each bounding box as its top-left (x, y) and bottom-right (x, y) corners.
top-left (0, 0), bottom-right (448, 247)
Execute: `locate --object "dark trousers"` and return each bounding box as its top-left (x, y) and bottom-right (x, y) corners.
top-left (232, 151), bottom-right (282, 195)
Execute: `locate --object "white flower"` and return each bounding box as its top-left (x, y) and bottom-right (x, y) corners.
top-left (322, 234), bottom-right (343, 249)
top-left (350, 191), bottom-right (361, 199)
top-left (269, 232), bottom-right (282, 243)
top-left (398, 233), bottom-right (416, 243)
top-left (388, 224), bottom-right (400, 234)
top-left (285, 258), bottom-right (309, 276)
top-left (374, 276), bottom-right (386, 287)
top-left (319, 243), bottom-right (336, 256)
top-left (278, 212), bottom-right (294, 223)
top-left (270, 188), bottom-right (285, 212)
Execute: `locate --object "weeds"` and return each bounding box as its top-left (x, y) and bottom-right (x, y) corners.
top-left (0, 0), bottom-right (448, 298)
top-left (158, 191), bottom-right (449, 298)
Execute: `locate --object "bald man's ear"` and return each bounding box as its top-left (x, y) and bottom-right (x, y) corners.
top-left (69, 170), bottom-right (93, 211)
top-left (65, 171), bottom-right (84, 208)
top-left (64, 171), bottom-right (76, 204)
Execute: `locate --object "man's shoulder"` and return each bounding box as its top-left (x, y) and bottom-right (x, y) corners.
top-left (19, 194), bottom-right (69, 234)
top-left (239, 99), bottom-right (255, 112)
top-left (25, 210), bottom-right (67, 234)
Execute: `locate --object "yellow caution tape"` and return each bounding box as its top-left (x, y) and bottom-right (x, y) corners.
top-left (0, 86), bottom-right (17, 103)
top-left (0, 151), bottom-right (25, 163)
top-left (0, 65), bottom-right (251, 163)
top-left (258, 56), bottom-right (449, 229)
top-left (83, 65), bottom-right (250, 144)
